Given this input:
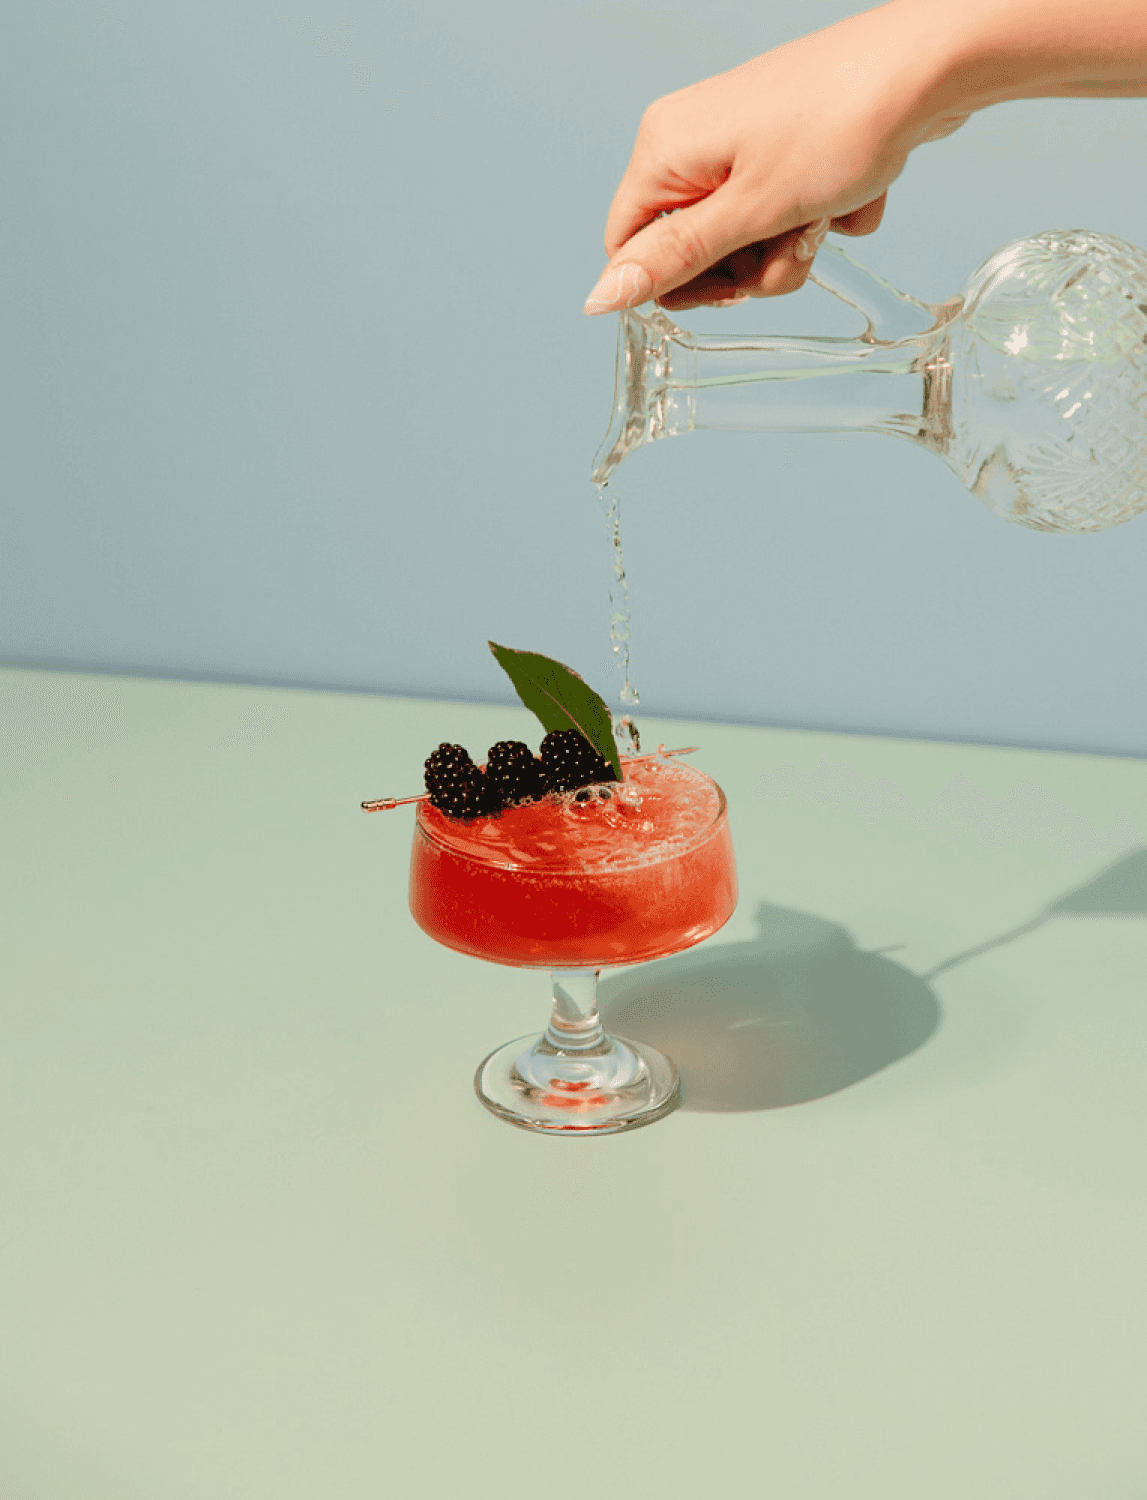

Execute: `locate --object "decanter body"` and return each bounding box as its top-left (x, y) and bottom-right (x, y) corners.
top-left (592, 230), bottom-right (1147, 533)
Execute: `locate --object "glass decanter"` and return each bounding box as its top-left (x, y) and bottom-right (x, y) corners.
top-left (592, 229), bottom-right (1147, 533)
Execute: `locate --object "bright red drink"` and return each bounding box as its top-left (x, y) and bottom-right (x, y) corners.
top-left (409, 756), bottom-right (737, 968)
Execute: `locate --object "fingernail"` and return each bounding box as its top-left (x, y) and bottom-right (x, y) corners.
top-left (713, 291), bottom-right (750, 307)
top-left (794, 217), bottom-right (830, 262)
top-left (583, 262), bottom-right (654, 315)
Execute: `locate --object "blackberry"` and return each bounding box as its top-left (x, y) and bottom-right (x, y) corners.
top-left (422, 741), bottom-right (476, 822)
top-left (423, 742), bottom-right (504, 819)
top-left (539, 729), bottom-right (616, 793)
top-left (423, 742), bottom-right (477, 817)
top-left (472, 766), bottom-right (506, 817)
top-left (485, 740), bottom-right (547, 807)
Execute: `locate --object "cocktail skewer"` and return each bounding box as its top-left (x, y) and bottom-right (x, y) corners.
top-left (360, 743), bottom-right (700, 812)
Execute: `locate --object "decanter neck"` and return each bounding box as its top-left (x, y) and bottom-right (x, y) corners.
top-left (674, 329), bottom-right (954, 448)
top-left (590, 282), bottom-right (959, 486)
top-left (592, 295), bottom-right (959, 484)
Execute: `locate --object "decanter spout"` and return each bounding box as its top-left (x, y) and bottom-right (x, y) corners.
top-left (592, 305), bottom-right (688, 486)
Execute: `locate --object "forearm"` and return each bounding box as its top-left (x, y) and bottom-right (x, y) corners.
top-left (902, 0), bottom-right (1147, 114)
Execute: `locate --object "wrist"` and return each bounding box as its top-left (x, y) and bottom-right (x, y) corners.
top-left (908, 0), bottom-right (1062, 116)
top-left (826, 0), bottom-right (985, 147)
top-left (895, 0), bottom-right (1147, 120)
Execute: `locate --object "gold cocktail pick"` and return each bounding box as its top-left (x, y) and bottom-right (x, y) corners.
top-left (360, 744), bottom-right (700, 812)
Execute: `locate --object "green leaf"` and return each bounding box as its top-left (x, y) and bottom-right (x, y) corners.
top-left (488, 641), bottom-right (622, 780)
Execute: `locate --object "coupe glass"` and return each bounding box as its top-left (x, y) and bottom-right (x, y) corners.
top-left (409, 753), bottom-right (737, 1135)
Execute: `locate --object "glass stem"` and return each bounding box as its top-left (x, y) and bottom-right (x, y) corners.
top-left (545, 970), bottom-right (605, 1052)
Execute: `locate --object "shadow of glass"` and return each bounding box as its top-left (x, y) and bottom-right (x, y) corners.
top-left (1047, 846), bottom-right (1147, 917)
top-left (600, 902), bottom-right (941, 1113)
top-left (926, 844), bottom-right (1147, 980)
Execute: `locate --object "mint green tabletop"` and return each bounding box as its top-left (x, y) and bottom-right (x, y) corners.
top-left (2, 664), bottom-right (1145, 1498)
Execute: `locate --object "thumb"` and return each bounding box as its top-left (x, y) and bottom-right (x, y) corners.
top-left (584, 192), bottom-right (765, 315)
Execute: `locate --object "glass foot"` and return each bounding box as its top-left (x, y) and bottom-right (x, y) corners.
top-left (475, 1031), bottom-right (680, 1135)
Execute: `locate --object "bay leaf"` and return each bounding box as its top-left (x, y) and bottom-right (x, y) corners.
top-left (488, 641), bottom-right (621, 780)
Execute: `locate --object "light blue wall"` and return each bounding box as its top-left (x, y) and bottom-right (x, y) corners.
top-left (3, 0), bottom-right (1146, 756)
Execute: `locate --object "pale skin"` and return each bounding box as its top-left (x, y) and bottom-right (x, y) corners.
top-left (584, 0), bottom-right (1147, 315)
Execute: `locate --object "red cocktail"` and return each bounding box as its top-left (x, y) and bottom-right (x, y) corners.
top-left (410, 753), bottom-right (737, 1133)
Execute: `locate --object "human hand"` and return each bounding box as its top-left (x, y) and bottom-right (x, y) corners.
top-left (584, 1), bottom-right (969, 314)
